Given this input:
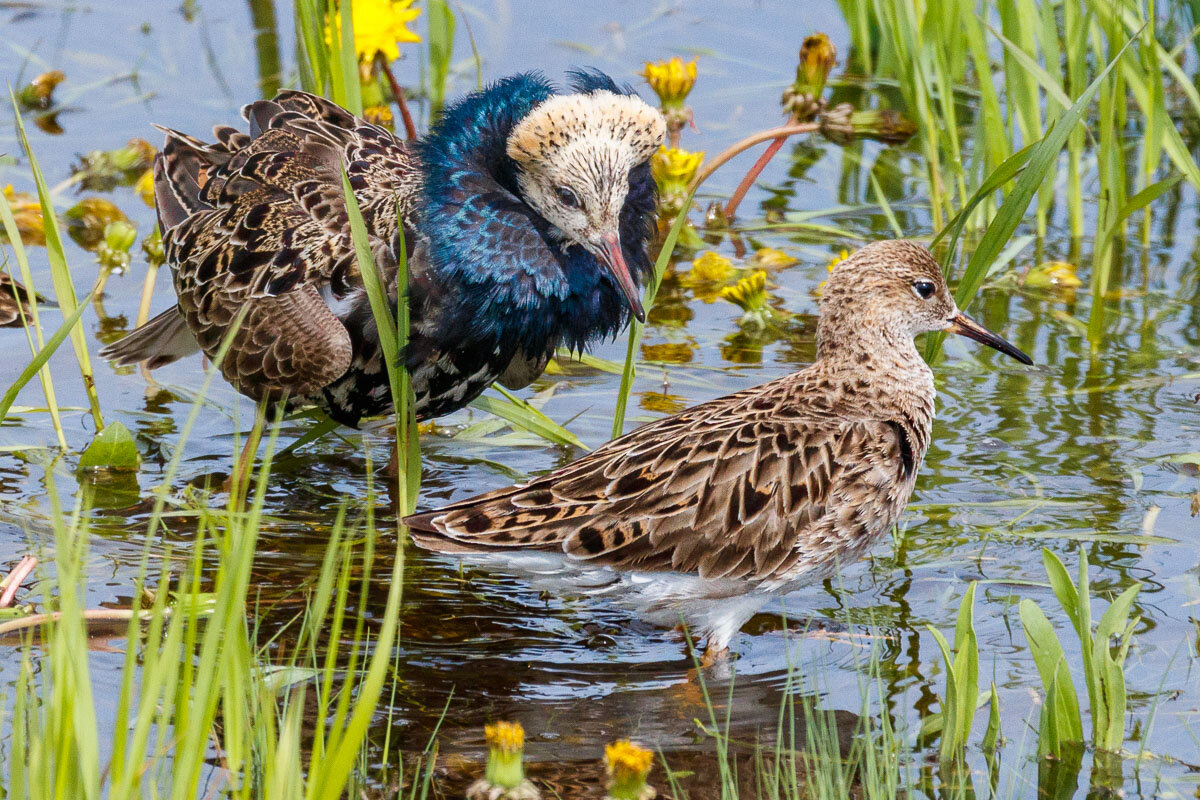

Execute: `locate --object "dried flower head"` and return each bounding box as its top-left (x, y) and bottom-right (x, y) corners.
top-left (782, 33), bottom-right (836, 121)
top-left (73, 139), bottom-right (157, 192)
top-left (818, 104), bottom-right (917, 145)
top-left (18, 70), bottom-right (65, 111)
top-left (1, 185), bottom-right (46, 246)
top-left (604, 740), bottom-right (655, 800)
top-left (65, 198), bottom-right (129, 251)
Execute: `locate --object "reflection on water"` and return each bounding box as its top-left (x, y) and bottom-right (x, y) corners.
top-left (1, 0), bottom-right (1199, 797)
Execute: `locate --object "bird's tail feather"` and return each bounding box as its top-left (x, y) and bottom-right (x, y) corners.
top-left (99, 306), bottom-right (200, 369)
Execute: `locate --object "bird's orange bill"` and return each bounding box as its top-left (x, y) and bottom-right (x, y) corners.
top-left (598, 232), bottom-right (646, 323)
top-left (948, 313), bottom-right (1032, 364)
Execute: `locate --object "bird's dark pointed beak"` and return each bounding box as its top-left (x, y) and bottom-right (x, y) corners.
top-left (948, 313), bottom-right (1033, 365)
top-left (597, 232), bottom-right (646, 324)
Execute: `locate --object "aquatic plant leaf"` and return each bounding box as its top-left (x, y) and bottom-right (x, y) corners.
top-left (78, 421), bottom-right (140, 472)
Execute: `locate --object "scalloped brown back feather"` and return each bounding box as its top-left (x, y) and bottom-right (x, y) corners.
top-left (118, 90), bottom-right (420, 406)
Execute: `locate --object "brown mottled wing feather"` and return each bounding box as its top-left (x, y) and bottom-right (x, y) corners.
top-left (406, 374), bottom-right (911, 582)
top-left (154, 90), bottom-right (419, 402)
top-left (0, 272), bottom-right (47, 327)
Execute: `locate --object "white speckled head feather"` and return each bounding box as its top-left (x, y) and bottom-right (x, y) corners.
top-left (506, 90), bottom-right (666, 168)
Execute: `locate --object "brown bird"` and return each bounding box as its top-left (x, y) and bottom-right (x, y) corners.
top-left (0, 272), bottom-right (50, 327)
top-left (405, 240), bottom-right (1032, 662)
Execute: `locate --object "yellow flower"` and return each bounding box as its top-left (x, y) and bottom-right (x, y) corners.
top-left (134, 169), bottom-right (155, 208)
top-left (685, 251), bottom-right (734, 290)
top-left (651, 146), bottom-right (704, 191)
top-left (363, 104), bottom-right (395, 131)
top-left (720, 270), bottom-right (768, 313)
top-left (827, 249), bottom-right (851, 273)
top-left (652, 146), bottom-right (704, 218)
top-left (329, 0), bottom-right (421, 65)
top-left (604, 740), bottom-right (654, 800)
top-left (484, 721), bottom-right (525, 755)
top-left (1024, 260), bottom-right (1082, 290)
top-left (753, 247), bottom-right (798, 268)
top-left (642, 57), bottom-right (697, 107)
top-left (1, 185), bottom-right (46, 246)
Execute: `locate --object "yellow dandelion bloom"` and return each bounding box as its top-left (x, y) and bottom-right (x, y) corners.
top-left (642, 57), bottom-right (697, 107)
top-left (484, 721), bottom-right (525, 755)
top-left (363, 104), bottom-right (395, 131)
top-left (651, 146), bottom-right (704, 191)
top-left (719, 270), bottom-right (768, 313)
top-left (605, 740), bottom-right (654, 800)
top-left (134, 169), bottom-right (155, 208)
top-left (827, 249), bottom-right (851, 273)
top-left (687, 251), bottom-right (734, 285)
top-left (329, 0), bottom-right (421, 65)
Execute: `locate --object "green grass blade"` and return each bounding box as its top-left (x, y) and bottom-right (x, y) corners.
top-left (612, 190), bottom-right (696, 438)
top-left (342, 174), bottom-right (418, 513)
top-left (0, 190), bottom-right (66, 447)
top-left (925, 31), bottom-right (1137, 361)
top-left (10, 93), bottom-right (104, 429)
top-left (470, 389), bottom-right (587, 450)
top-left (426, 0), bottom-right (455, 116)
top-left (0, 290), bottom-right (95, 424)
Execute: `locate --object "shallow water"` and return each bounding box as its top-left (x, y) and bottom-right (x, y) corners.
top-left (1, 0), bottom-right (1199, 796)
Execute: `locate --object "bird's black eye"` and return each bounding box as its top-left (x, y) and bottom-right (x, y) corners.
top-left (555, 186), bottom-right (582, 209)
top-left (912, 280), bottom-right (936, 300)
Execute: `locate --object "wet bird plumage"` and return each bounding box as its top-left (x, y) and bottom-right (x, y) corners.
top-left (405, 240), bottom-right (1033, 658)
top-left (100, 71), bottom-right (664, 426)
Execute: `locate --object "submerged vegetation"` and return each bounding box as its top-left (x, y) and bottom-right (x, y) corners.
top-left (1, 0), bottom-right (1199, 798)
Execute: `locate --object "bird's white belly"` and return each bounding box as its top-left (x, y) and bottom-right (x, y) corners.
top-left (457, 550), bottom-right (781, 652)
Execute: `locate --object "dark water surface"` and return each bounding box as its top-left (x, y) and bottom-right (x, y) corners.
top-left (1, 1), bottom-right (1198, 796)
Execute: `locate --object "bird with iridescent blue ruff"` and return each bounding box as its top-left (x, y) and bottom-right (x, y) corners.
top-left (101, 70), bottom-right (666, 431)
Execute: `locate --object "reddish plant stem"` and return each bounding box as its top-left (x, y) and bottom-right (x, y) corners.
top-left (688, 122), bottom-right (818, 195)
top-left (0, 556), bottom-right (37, 609)
top-left (376, 56), bottom-right (418, 141)
top-left (723, 134), bottom-right (787, 220)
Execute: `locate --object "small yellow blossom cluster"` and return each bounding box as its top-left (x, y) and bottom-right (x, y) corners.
top-left (604, 740), bottom-right (655, 800)
top-left (651, 146), bottom-right (704, 219)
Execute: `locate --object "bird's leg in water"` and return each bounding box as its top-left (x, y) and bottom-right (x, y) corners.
top-left (225, 402), bottom-right (268, 510)
top-left (700, 642), bottom-right (730, 669)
